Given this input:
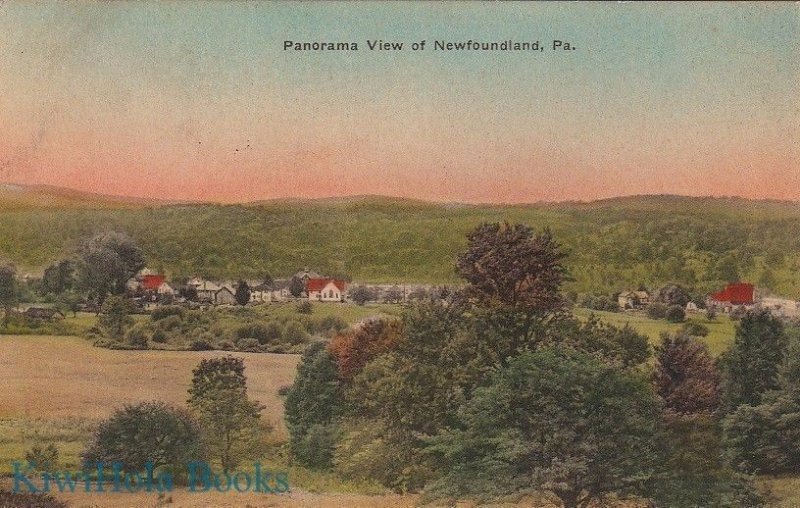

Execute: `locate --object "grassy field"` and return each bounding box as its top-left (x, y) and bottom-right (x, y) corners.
top-left (573, 308), bottom-right (737, 356)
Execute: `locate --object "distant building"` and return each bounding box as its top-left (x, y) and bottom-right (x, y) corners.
top-left (617, 290), bottom-right (650, 310)
top-left (24, 307), bottom-right (65, 320)
top-left (710, 282), bottom-right (756, 306)
top-left (307, 278), bottom-right (346, 302)
top-left (214, 286), bottom-right (237, 305)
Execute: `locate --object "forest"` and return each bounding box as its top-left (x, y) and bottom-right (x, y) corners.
top-left (1, 186), bottom-right (799, 298)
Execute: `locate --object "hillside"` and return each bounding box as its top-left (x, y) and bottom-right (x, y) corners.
top-left (1, 187), bottom-right (799, 297)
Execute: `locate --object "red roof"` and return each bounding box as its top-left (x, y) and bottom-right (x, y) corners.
top-left (711, 282), bottom-right (755, 305)
top-left (141, 274), bottom-right (166, 291)
top-left (306, 278), bottom-right (346, 292)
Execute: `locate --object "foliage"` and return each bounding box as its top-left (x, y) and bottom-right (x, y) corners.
top-left (98, 295), bottom-right (135, 340)
top-left (151, 305), bottom-right (185, 322)
top-left (578, 293), bottom-right (620, 312)
top-left (722, 388), bottom-right (800, 475)
top-left (349, 285), bottom-right (374, 306)
top-left (425, 348), bottom-right (663, 508)
top-left (24, 443), bottom-right (59, 471)
top-left (556, 314), bottom-right (651, 368)
top-left (653, 332), bottom-right (721, 415)
top-left (654, 283), bottom-right (691, 307)
top-left (647, 302), bottom-right (668, 319)
top-left (719, 308), bottom-right (788, 414)
top-left (288, 276), bottom-right (304, 298)
top-left (0, 262), bottom-right (17, 325)
top-left (0, 490), bottom-right (67, 508)
top-left (186, 356), bottom-right (265, 473)
top-left (284, 342), bottom-right (343, 469)
top-left (665, 304), bottom-right (686, 323)
top-left (328, 318), bottom-right (403, 382)
top-left (75, 231), bottom-right (145, 303)
top-left (296, 300), bottom-right (313, 314)
top-left (234, 280), bottom-right (251, 306)
top-left (41, 259), bottom-right (76, 295)
top-left (682, 320), bottom-right (710, 337)
top-left (81, 401), bottom-right (204, 474)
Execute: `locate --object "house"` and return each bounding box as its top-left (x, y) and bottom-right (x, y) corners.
top-left (708, 282), bottom-right (756, 312)
top-left (214, 286), bottom-right (237, 305)
top-left (141, 275), bottom-right (166, 292)
top-left (306, 278), bottom-right (346, 302)
top-left (294, 268), bottom-right (321, 286)
top-left (617, 290), bottom-right (650, 310)
top-left (24, 307), bottom-right (65, 320)
top-left (189, 279), bottom-right (222, 302)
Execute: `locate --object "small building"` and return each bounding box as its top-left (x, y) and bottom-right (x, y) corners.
top-left (708, 282), bottom-right (756, 313)
top-left (214, 286), bottom-right (237, 305)
top-left (307, 278), bottom-right (346, 302)
top-left (24, 307), bottom-right (65, 320)
top-left (157, 282), bottom-right (176, 296)
top-left (617, 290), bottom-right (650, 310)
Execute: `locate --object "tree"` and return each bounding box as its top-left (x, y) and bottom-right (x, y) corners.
top-left (456, 223), bottom-right (568, 357)
top-left (187, 356), bottom-right (265, 473)
top-left (98, 295), bottom-right (135, 340)
top-left (653, 332), bottom-right (721, 415)
top-left (0, 263), bottom-right (17, 326)
top-left (288, 276), bottom-right (305, 298)
top-left (719, 308), bottom-right (788, 414)
top-left (234, 280), bottom-right (251, 306)
top-left (41, 259), bottom-right (76, 295)
top-left (426, 348), bottom-right (663, 508)
top-left (349, 285), bottom-right (373, 305)
top-left (82, 401), bottom-right (204, 475)
top-left (77, 232), bottom-right (145, 305)
top-left (284, 341), bottom-right (343, 469)
top-left (722, 388), bottom-right (800, 475)
top-left (329, 318), bottom-right (403, 382)
top-left (713, 254), bottom-right (741, 284)
top-left (647, 302), bottom-right (668, 319)
top-left (654, 283), bottom-right (691, 307)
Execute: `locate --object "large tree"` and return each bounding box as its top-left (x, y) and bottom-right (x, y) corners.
top-left (719, 308), bottom-right (788, 414)
top-left (234, 280), bottom-right (251, 306)
top-left (456, 223), bottom-right (568, 357)
top-left (426, 348), bottom-right (663, 508)
top-left (653, 332), bottom-right (721, 415)
top-left (77, 231), bottom-right (145, 304)
top-left (284, 341), bottom-right (343, 469)
top-left (187, 356), bottom-right (264, 473)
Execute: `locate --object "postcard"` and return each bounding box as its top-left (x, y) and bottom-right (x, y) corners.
top-left (0, 2), bottom-right (798, 507)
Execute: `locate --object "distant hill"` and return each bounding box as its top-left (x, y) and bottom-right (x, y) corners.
top-left (0, 186), bottom-right (798, 298)
top-left (0, 183), bottom-right (174, 210)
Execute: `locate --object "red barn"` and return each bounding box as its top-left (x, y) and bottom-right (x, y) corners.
top-left (710, 282), bottom-right (755, 305)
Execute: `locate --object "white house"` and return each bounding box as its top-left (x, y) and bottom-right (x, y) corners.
top-left (307, 278), bottom-right (346, 302)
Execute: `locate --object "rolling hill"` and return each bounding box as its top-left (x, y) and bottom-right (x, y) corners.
top-left (1, 185), bottom-right (799, 297)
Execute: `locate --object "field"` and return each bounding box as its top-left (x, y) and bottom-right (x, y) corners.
top-left (573, 308), bottom-right (737, 356)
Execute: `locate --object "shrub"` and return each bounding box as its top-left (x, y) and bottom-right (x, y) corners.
top-left (236, 337), bottom-right (261, 352)
top-left (284, 321), bottom-right (309, 345)
top-left (25, 443), bottom-right (59, 471)
top-left (151, 328), bottom-right (168, 343)
top-left (666, 305), bottom-right (687, 323)
top-left (188, 339), bottom-right (214, 351)
top-left (0, 491), bottom-right (67, 508)
top-left (157, 314), bottom-right (183, 332)
top-left (647, 302), bottom-right (668, 319)
top-left (296, 301), bottom-right (313, 314)
top-left (125, 325), bottom-right (149, 349)
top-left (682, 321), bottom-right (710, 337)
top-left (318, 315), bottom-right (349, 337)
top-left (82, 401), bottom-right (205, 477)
top-left (151, 305), bottom-right (185, 322)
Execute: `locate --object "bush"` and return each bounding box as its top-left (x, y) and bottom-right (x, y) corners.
top-left (151, 305), bottom-right (185, 322)
top-left (82, 401), bottom-right (205, 477)
top-left (296, 301), bottom-right (313, 314)
top-left (236, 337), bottom-right (261, 352)
top-left (284, 321), bottom-right (309, 345)
top-left (157, 314), bottom-right (183, 332)
top-left (0, 491), bottom-right (67, 508)
top-left (125, 325), bottom-right (149, 349)
top-left (682, 321), bottom-right (710, 337)
top-left (25, 443), bottom-right (59, 471)
top-left (292, 423), bottom-right (338, 470)
top-left (666, 305), bottom-right (687, 323)
top-left (318, 315), bottom-right (349, 337)
top-left (151, 328), bottom-right (168, 343)
top-left (647, 302), bottom-right (668, 319)
top-left (188, 339), bottom-right (214, 351)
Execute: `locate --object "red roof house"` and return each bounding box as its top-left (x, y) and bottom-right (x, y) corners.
top-left (140, 274), bottom-right (166, 291)
top-left (710, 282), bottom-right (755, 305)
top-left (306, 278), bottom-right (346, 301)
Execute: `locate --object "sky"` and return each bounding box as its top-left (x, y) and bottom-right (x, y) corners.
top-left (0, 2), bottom-right (798, 203)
